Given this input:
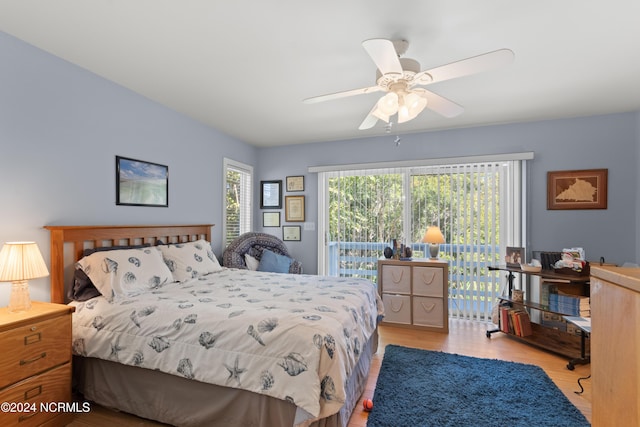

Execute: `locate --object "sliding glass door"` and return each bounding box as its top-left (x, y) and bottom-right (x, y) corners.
top-left (316, 155), bottom-right (528, 321)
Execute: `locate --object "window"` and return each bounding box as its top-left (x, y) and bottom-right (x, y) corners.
top-left (314, 153), bottom-right (531, 321)
top-left (223, 158), bottom-right (253, 246)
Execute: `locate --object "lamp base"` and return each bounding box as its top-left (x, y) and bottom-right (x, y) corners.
top-left (9, 280), bottom-right (31, 312)
top-left (429, 243), bottom-right (440, 259)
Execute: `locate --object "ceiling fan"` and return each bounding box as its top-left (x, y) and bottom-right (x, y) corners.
top-left (303, 39), bottom-right (514, 130)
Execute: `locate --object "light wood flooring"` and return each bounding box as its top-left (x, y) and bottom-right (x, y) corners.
top-left (67, 319), bottom-right (591, 427)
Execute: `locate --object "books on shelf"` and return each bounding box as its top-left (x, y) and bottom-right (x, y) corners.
top-left (548, 292), bottom-right (590, 316)
top-left (499, 305), bottom-right (533, 337)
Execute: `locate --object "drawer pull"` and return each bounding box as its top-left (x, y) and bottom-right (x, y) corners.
top-left (19, 412), bottom-right (38, 422)
top-left (24, 385), bottom-right (42, 400)
top-left (390, 300), bottom-right (405, 313)
top-left (391, 270), bottom-right (404, 283)
top-left (24, 332), bottom-right (42, 345)
top-left (420, 272), bottom-right (436, 284)
top-left (421, 302), bottom-right (436, 313)
top-left (20, 352), bottom-right (47, 365)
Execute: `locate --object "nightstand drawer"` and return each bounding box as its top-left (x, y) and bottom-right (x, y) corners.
top-left (381, 265), bottom-right (411, 294)
top-left (0, 315), bottom-right (71, 389)
top-left (413, 266), bottom-right (444, 297)
top-left (0, 363), bottom-right (71, 427)
top-left (382, 294), bottom-right (411, 324)
top-left (413, 296), bottom-right (444, 328)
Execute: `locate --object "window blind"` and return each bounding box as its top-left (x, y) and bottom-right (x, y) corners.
top-left (223, 159), bottom-right (253, 246)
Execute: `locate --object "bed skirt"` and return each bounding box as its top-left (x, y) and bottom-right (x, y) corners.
top-left (73, 330), bottom-right (378, 427)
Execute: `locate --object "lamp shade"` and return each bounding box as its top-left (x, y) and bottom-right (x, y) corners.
top-left (422, 226), bottom-right (445, 244)
top-left (0, 242), bottom-right (49, 282)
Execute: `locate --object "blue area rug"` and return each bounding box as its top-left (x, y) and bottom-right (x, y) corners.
top-left (367, 345), bottom-right (590, 427)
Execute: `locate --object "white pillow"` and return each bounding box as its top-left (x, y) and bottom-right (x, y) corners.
top-left (76, 247), bottom-right (174, 299)
top-left (158, 239), bottom-right (222, 282)
top-left (244, 254), bottom-right (260, 271)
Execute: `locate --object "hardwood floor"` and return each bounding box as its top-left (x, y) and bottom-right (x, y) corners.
top-left (67, 319), bottom-right (591, 426)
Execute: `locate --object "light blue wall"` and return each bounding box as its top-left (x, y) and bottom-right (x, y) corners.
top-left (257, 113), bottom-right (639, 274)
top-left (0, 32), bottom-right (257, 304)
top-left (1, 30), bottom-right (639, 303)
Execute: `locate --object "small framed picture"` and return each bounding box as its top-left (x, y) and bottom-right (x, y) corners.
top-left (505, 246), bottom-right (524, 268)
top-left (263, 212), bottom-right (280, 227)
top-left (286, 175), bottom-right (305, 192)
top-left (285, 195), bottom-right (305, 222)
top-left (283, 225), bottom-right (301, 241)
top-left (547, 168), bottom-right (607, 210)
top-left (260, 180), bottom-right (282, 209)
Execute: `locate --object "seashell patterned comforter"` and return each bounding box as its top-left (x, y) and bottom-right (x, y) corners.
top-left (70, 268), bottom-right (384, 422)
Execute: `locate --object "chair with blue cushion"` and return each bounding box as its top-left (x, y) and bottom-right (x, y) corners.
top-left (223, 232), bottom-right (302, 274)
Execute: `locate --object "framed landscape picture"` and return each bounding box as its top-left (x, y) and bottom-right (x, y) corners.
top-left (547, 169), bottom-right (608, 210)
top-left (116, 156), bottom-right (168, 207)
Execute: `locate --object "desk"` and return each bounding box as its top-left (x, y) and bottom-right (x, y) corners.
top-left (563, 316), bottom-right (591, 370)
top-left (487, 265), bottom-right (590, 368)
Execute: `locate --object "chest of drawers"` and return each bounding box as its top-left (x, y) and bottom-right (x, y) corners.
top-left (378, 259), bottom-right (449, 333)
top-left (0, 302), bottom-right (75, 427)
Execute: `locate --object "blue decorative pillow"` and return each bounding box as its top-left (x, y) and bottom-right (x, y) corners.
top-left (257, 249), bottom-right (292, 273)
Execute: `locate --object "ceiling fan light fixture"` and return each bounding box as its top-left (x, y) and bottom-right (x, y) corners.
top-left (372, 107), bottom-right (390, 123)
top-left (397, 91), bottom-right (428, 123)
top-left (377, 92), bottom-right (399, 115)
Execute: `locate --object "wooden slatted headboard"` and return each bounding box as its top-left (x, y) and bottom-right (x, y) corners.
top-left (44, 224), bottom-right (213, 304)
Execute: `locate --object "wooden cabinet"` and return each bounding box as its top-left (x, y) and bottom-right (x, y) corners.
top-left (378, 259), bottom-right (448, 333)
top-left (590, 266), bottom-right (640, 427)
top-left (0, 302), bottom-right (75, 427)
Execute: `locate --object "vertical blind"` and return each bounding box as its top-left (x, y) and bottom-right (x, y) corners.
top-left (223, 158), bottom-right (253, 246)
top-left (315, 155), bottom-right (528, 322)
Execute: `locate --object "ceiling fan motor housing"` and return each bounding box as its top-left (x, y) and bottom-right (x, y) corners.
top-left (376, 57), bottom-right (421, 88)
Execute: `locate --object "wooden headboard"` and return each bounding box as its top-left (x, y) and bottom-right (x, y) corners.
top-left (44, 224), bottom-right (213, 304)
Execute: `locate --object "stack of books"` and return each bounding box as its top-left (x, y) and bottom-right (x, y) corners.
top-left (499, 305), bottom-right (533, 337)
top-left (548, 292), bottom-right (590, 317)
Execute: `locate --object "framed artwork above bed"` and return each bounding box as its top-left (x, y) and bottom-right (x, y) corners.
top-left (116, 156), bottom-right (169, 207)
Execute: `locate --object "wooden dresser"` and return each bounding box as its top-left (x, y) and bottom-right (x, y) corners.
top-left (378, 259), bottom-right (449, 333)
top-left (0, 302), bottom-right (75, 427)
top-left (590, 266), bottom-right (640, 427)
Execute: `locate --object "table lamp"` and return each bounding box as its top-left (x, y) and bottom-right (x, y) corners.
top-left (422, 226), bottom-right (445, 259)
top-left (0, 242), bottom-right (49, 312)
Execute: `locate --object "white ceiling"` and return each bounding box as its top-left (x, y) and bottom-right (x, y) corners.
top-left (1, 1), bottom-right (639, 147)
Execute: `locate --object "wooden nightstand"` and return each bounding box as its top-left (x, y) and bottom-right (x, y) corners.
top-left (0, 301), bottom-right (75, 427)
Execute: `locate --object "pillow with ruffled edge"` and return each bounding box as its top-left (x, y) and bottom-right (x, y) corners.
top-left (76, 247), bottom-right (173, 300)
top-left (158, 239), bottom-right (223, 282)
top-left (257, 249), bottom-right (292, 273)
top-left (244, 253), bottom-right (260, 271)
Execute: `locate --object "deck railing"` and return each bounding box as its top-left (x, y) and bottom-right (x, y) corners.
top-left (328, 241), bottom-right (503, 320)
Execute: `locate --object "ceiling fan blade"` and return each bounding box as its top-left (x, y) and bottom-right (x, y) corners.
top-left (358, 103), bottom-right (381, 130)
top-left (303, 85), bottom-right (381, 104)
top-left (414, 88), bottom-right (464, 118)
top-left (414, 48), bottom-right (514, 85)
top-left (362, 39), bottom-right (403, 75)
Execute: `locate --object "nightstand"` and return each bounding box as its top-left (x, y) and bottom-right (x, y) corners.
top-left (0, 301), bottom-right (75, 427)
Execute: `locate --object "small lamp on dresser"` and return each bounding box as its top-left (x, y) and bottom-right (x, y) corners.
top-left (0, 241), bottom-right (49, 312)
top-left (422, 226), bottom-right (445, 259)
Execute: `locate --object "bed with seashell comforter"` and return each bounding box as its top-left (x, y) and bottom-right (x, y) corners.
top-left (46, 224), bottom-right (383, 427)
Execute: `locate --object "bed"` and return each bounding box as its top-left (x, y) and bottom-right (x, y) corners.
top-left (45, 224), bottom-right (383, 427)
